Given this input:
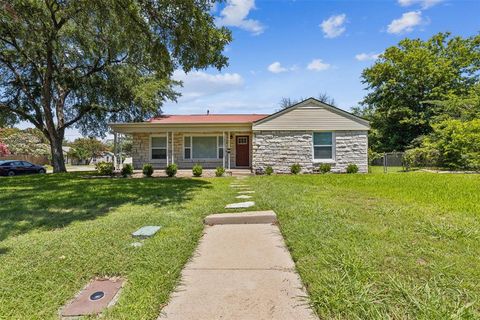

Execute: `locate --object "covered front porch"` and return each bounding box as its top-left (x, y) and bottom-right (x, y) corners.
top-left (110, 121), bottom-right (255, 170)
top-left (130, 130), bottom-right (253, 170)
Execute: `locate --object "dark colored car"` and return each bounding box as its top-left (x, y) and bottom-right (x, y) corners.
top-left (0, 160), bottom-right (46, 176)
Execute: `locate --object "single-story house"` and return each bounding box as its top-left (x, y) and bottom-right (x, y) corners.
top-left (91, 151), bottom-right (115, 164)
top-left (109, 98), bottom-right (370, 173)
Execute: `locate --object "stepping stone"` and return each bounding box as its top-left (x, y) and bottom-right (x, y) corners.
top-left (238, 190), bottom-right (255, 194)
top-left (204, 211), bottom-right (276, 225)
top-left (236, 195), bottom-right (252, 199)
top-left (225, 201), bottom-right (255, 209)
top-left (130, 242), bottom-right (144, 248)
top-left (230, 185), bottom-right (248, 188)
top-left (131, 226), bottom-right (161, 238)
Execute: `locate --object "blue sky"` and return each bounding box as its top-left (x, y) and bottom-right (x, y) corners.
top-left (22, 0), bottom-right (480, 140)
top-left (162, 0), bottom-right (479, 117)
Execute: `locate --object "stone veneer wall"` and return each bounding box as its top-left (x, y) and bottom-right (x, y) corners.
top-left (252, 130), bottom-right (368, 173)
top-left (131, 133), bottom-right (158, 169)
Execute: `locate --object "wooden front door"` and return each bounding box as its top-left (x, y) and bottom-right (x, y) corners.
top-left (235, 136), bottom-right (250, 167)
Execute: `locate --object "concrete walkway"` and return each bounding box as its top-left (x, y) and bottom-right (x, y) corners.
top-left (158, 211), bottom-right (317, 320)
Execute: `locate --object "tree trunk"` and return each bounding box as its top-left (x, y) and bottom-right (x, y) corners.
top-left (50, 135), bottom-right (67, 173)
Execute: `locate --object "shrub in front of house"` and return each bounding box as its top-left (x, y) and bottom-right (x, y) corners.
top-left (290, 163), bottom-right (301, 174)
top-left (265, 166), bottom-right (273, 175)
top-left (255, 167), bottom-right (264, 175)
top-left (96, 161), bottom-right (114, 176)
top-left (192, 164), bottom-right (203, 177)
top-left (166, 163), bottom-right (178, 177)
top-left (319, 163), bottom-right (331, 174)
top-left (121, 164), bottom-right (133, 177)
top-left (215, 166), bottom-right (225, 177)
top-left (346, 164), bottom-right (359, 174)
top-left (143, 163), bottom-right (154, 177)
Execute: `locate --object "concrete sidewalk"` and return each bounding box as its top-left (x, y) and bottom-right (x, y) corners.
top-left (158, 211), bottom-right (317, 320)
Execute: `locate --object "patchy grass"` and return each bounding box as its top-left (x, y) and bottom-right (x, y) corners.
top-left (2, 171), bottom-right (479, 319)
top-left (250, 172), bottom-right (480, 319)
top-left (0, 173), bottom-right (236, 319)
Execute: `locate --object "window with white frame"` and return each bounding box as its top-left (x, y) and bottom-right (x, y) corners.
top-left (313, 132), bottom-right (334, 160)
top-left (184, 135), bottom-right (224, 160)
top-left (151, 136), bottom-right (167, 160)
top-left (184, 136), bottom-right (191, 159)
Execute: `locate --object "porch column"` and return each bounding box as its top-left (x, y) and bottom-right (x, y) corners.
top-left (222, 131), bottom-right (226, 168)
top-left (113, 132), bottom-right (118, 170)
top-left (118, 134), bottom-right (123, 167)
top-left (227, 131), bottom-right (231, 170)
top-left (166, 132), bottom-right (169, 166)
top-left (172, 132), bottom-right (175, 164)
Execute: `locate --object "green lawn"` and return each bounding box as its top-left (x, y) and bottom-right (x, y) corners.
top-left (251, 173), bottom-right (480, 319)
top-left (1, 172), bottom-right (479, 319)
top-left (369, 165), bottom-right (405, 173)
top-left (0, 173), bottom-right (237, 319)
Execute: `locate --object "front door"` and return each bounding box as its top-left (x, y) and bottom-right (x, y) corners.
top-left (235, 136), bottom-right (249, 167)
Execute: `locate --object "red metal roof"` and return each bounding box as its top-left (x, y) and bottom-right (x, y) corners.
top-left (148, 114), bottom-right (268, 124)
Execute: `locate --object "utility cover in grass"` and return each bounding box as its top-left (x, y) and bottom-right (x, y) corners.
top-left (225, 201), bottom-right (255, 209)
top-left (132, 226), bottom-right (161, 238)
top-left (61, 278), bottom-right (124, 317)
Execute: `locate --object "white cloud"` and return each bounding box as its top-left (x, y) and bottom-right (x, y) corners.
top-left (307, 59), bottom-right (330, 71)
top-left (216, 0), bottom-right (265, 35)
top-left (387, 11), bottom-right (424, 34)
top-left (355, 52), bottom-right (381, 61)
top-left (267, 62), bottom-right (287, 73)
top-left (398, 0), bottom-right (443, 9)
top-left (173, 70), bottom-right (244, 101)
top-left (320, 14), bottom-right (347, 38)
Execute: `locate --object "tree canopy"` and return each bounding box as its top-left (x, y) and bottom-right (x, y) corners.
top-left (67, 137), bottom-right (106, 164)
top-left (0, 128), bottom-right (50, 156)
top-left (278, 92), bottom-right (336, 110)
top-left (0, 0), bottom-right (231, 172)
top-left (403, 83), bottom-right (480, 170)
top-left (357, 32), bottom-right (480, 152)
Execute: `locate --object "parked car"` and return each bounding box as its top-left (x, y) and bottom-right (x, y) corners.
top-left (0, 160), bottom-right (46, 176)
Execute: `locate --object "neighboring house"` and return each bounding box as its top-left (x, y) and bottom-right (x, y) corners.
top-left (91, 151), bottom-right (114, 164)
top-left (109, 98), bottom-right (370, 173)
top-left (64, 148), bottom-right (114, 165)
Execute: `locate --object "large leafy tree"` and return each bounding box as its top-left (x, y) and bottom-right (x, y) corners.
top-left (0, 0), bottom-right (231, 172)
top-left (357, 32), bottom-right (480, 152)
top-left (404, 83), bottom-right (480, 170)
top-left (67, 137), bottom-right (106, 164)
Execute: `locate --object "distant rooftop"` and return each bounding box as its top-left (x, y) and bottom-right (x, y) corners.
top-left (148, 114), bottom-right (268, 124)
